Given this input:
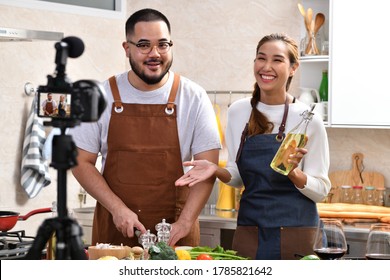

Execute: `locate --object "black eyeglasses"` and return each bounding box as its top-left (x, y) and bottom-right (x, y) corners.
top-left (127, 40), bottom-right (173, 54)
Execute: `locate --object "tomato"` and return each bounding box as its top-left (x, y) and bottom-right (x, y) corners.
top-left (196, 254), bottom-right (213, 260)
top-left (84, 248), bottom-right (89, 259)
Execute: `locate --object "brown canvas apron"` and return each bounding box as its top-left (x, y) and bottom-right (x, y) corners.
top-left (92, 73), bottom-right (199, 247)
top-left (232, 226), bottom-right (317, 260)
top-left (44, 101), bottom-right (53, 116)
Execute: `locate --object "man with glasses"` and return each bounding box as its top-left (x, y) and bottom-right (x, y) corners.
top-left (70, 8), bottom-right (221, 248)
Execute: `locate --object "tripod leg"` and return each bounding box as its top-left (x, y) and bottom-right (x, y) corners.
top-left (52, 217), bottom-right (88, 260)
top-left (64, 218), bottom-right (87, 260)
top-left (24, 219), bottom-right (56, 260)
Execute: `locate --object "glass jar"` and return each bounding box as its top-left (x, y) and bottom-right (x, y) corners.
top-left (352, 185), bottom-right (364, 204)
top-left (364, 186), bottom-right (375, 205)
top-left (375, 187), bottom-right (385, 206)
top-left (339, 185), bottom-right (352, 203)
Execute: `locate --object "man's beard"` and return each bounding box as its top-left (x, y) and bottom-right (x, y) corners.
top-left (129, 57), bottom-right (173, 85)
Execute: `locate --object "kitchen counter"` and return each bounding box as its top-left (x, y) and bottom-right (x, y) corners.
top-left (198, 206), bottom-right (370, 258)
top-left (74, 205), bottom-right (371, 258)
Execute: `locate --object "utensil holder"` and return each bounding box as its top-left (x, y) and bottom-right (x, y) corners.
top-left (305, 32), bottom-right (320, 55)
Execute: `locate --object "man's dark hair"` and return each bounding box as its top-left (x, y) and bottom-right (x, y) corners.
top-left (125, 8), bottom-right (171, 37)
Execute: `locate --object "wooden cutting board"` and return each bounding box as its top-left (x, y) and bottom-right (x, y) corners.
top-left (329, 152), bottom-right (384, 202)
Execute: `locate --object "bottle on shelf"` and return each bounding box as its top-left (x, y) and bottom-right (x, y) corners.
top-left (270, 105), bottom-right (315, 175)
top-left (318, 70), bottom-right (328, 121)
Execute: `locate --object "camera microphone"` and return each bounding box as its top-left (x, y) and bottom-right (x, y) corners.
top-left (54, 36), bottom-right (85, 74)
top-left (60, 36), bottom-right (85, 58)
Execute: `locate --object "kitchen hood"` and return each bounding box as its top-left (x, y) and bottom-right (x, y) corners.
top-left (0, 27), bottom-right (63, 42)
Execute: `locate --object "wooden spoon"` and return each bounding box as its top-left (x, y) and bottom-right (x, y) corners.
top-left (313, 13), bottom-right (325, 54)
top-left (306, 8), bottom-right (313, 33)
top-left (304, 8), bottom-right (314, 54)
top-left (314, 13), bottom-right (325, 36)
top-left (298, 3), bottom-right (306, 19)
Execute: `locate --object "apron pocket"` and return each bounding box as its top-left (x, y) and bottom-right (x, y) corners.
top-left (280, 226), bottom-right (317, 260)
top-left (116, 150), bottom-right (167, 185)
top-left (232, 225), bottom-right (258, 260)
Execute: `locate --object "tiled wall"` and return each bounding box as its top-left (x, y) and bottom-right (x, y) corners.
top-left (1, 0), bottom-right (389, 236)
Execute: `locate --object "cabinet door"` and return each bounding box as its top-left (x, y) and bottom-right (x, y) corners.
top-left (331, 0), bottom-right (390, 127)
top-left (200, 227), bottom-right (220, 248)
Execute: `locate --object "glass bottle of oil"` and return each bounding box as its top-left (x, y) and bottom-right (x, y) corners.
top-left (270, 105), bottom-right (315, 175)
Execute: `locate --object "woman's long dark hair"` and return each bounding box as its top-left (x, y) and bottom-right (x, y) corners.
top-left (248, 33), bottom-right (299, 136)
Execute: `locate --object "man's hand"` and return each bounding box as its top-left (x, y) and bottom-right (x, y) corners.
top-left (111, 206), bottom-right (147, 238)
top-left (175, 160), bottom-right (218, 187)
top-left (167, 219), bottom-right (192, 246)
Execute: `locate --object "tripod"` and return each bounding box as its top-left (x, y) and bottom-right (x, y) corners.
top-left (25, 122), bottom-right (87, 260)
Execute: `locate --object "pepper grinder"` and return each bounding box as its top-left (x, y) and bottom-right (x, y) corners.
top-left (156, 219), bottom-right (171, 244)
top-left (139, 229), bottom-right (156, 259)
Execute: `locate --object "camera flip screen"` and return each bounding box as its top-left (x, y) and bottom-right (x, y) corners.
top-left (38, 91), bottom-right (72, 119)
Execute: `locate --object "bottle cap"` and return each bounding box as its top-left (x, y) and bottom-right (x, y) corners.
top-left (341, 185), bottom-right (351, 189)
top-left (364, 186), bottom-right (375, 190)
top-left (352, 185), bottom-right (363, 189)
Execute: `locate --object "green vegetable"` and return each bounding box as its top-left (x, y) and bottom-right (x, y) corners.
top-left (148, 242), bottom-right (178, 260)
top-left (300, 254), bottom-right (320, 260)
top-left (189, 245), bottom-right (248, 260)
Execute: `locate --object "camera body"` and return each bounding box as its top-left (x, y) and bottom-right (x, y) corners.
top-left (37, 36), bottom-right (106, 125)
top-left (37, 79), bottom-right (106, 123)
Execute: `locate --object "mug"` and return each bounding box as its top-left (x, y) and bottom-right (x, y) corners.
top-left (298, 88), bottom-right (320, 105)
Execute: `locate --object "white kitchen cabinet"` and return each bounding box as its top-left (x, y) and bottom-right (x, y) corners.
top-left (301, 0), bottom-right (390, 128)
top-left (331, 0), bottom-right (390, 127)
top-left (299, 0), bottom-right (330, 124)
top-left (200, 227), bottom-right (220, 248)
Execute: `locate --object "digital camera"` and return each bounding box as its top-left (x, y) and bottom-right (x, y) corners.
top-left (37, 36), bottom-right (106, 125)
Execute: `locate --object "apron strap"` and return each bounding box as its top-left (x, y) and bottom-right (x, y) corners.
top-left (109, 73), bottom-right (180, 115)
top-left (236, 96), bottom-right (290, 162)
top-left (165, 73), bottom-right (180, 115)
top-left (108, 76), bottom-right (124, 113)
top-left (236, 123), bottom-right (248, 163)
top-left (275, 97), bottom-right (289, 142)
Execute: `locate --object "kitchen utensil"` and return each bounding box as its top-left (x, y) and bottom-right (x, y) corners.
top-left (305, 8), bottom-right (313, 33)
top-left (313, 218), bottom-right (347, 260)
top-left (314, 13), bottom-right (325, 35)
top-left (297, 3), bottom-right (306, 18)
top-left (329, 153), bottom-right (385, 202)
top-left (0, 207), bottom-right (52, 231)
top-left (313, 13), bottom-right (325, 54)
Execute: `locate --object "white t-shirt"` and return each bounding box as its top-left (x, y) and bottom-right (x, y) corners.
top-left (224, 97), bottom-right (331, 202)
top-left (70, 71), bottom-right (222, 173)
